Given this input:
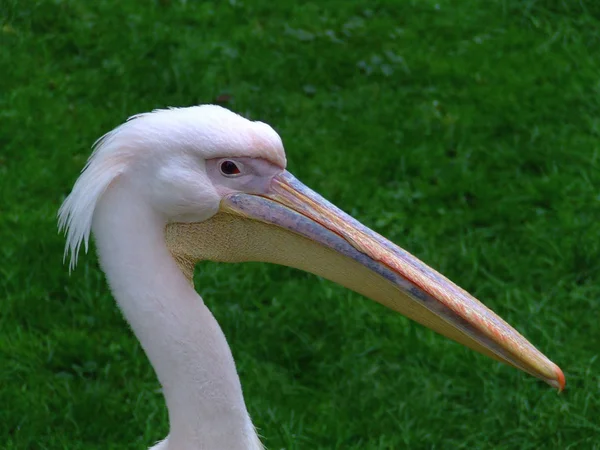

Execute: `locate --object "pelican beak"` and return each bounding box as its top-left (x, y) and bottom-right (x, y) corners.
top-left (168, 170), bottom-right (565, 390)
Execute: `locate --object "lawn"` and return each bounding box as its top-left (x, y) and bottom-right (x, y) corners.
top-left (1, 0), bottom-right (600, 448)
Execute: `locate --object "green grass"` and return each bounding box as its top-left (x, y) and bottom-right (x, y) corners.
top-left (2, 0), bottom-right (600, 448)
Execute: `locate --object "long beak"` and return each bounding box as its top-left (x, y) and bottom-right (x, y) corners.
top-left (168, 171), bottom-right (565, 390)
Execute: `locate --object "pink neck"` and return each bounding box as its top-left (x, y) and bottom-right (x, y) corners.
top-left (92, 178), bottom-right (261, 450)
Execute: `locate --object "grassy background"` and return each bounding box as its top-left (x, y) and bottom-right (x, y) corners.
top-left (2, 0), bottom-right (600, 448)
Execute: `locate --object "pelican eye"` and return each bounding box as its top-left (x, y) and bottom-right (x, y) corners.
top-left (220, 160), bottom-right (241, 176)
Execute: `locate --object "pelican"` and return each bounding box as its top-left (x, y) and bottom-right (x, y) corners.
top-left (58, 105), bottom-right (564, 450)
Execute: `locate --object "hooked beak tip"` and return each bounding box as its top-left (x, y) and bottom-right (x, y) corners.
top-left (554, 366), bottom-right (566, 392)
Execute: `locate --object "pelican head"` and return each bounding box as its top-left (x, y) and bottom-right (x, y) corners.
top-left (59, 104), bottom-right (563, 448)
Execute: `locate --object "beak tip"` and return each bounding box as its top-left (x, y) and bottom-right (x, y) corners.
top-left (554, 365), bottom-right (566, 392)
top-left (546, 365), bottom-right (566, 392)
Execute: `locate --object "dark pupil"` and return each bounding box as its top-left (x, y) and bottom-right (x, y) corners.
top-left (221, 160), bottom-right (239, 175)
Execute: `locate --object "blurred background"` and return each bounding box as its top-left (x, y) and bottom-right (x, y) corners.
top-left (1, 1), bottom-right (599, 448)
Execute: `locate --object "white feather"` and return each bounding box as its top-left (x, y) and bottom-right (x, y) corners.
top-left (57, 123), bottom-right (130, 270)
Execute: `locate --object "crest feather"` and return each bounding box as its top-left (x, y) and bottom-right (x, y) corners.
top-left (58, 122), bottom-right (132, 270)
